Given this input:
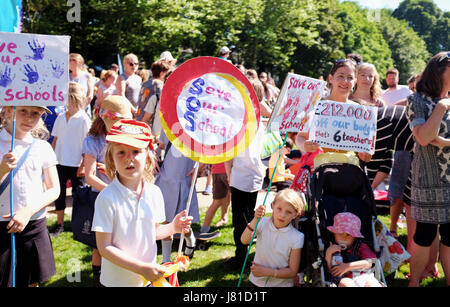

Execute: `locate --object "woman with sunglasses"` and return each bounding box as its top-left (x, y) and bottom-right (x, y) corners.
top-left (116, 53), bottom-right (141, 115)
top-left (406, 51), bottom-right (450, 287)
top-left (296, 58), bottom-right (372, 164)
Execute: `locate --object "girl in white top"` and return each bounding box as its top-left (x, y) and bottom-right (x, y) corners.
top-left (92, 119), bottom-right (193, 287)
top-left (51, 82), bottom-right (91, 234)
top-left (0, 106), bottom-right (60, 287)
top-left (241, 189), bottom-right (305, 287)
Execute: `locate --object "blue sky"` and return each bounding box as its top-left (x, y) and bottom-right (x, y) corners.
top-left (353, 0), bottom-right (449, 11)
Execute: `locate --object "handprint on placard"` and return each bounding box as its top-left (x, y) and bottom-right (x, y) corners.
top-left (51, 62), bottom-right (65, 79)
top-left (26, 39), bottom-right (46, 61)
top-left (0, 66), bottom-right (15, 88)
top-left (22, 64), bottom-right (39, 84)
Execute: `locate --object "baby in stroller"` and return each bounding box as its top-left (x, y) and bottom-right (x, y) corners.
top-left (325, 212), bottom-right (381, 287)
top-left (295, 162), bottom-right (387, 287)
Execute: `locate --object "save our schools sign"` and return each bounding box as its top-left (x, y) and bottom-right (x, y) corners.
top-left (0, 31), bottom-right (70, 107)
top-left (159, 56), bottom-right (260, 164)
top-left (267, 73), bottom-right (326, 132)
top-left (309, 100), bottom-right (378, 154)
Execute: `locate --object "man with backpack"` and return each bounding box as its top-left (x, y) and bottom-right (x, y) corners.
top-left (139, 60), bottom-right (171, 137)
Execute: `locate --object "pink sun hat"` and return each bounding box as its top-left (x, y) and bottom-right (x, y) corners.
top-left (327, 212), bottom-right (364, 238)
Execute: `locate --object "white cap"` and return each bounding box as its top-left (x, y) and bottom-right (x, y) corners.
top-left (159, 51), bottom-right (176, 62)
top-left (219, 46), bottom-right (231, 55)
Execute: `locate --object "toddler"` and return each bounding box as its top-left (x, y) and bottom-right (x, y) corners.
top-left (325, 212), bottom-right (381, 287)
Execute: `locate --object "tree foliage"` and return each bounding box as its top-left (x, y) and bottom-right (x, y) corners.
top-left (393, 0), bottom-right (449, 55)
top-left (20, 0), bottom-right (437, 86)
top-left (377, 9), bottom-right (430, 84)
top-left (336, 1), bottom-right (394, 78)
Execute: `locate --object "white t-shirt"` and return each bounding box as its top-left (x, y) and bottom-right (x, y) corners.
top-left (250, 217), bottom-right (304, 287)
top-left (0, 129), bottom-right (58, 221)
top-left (51, 110), bottom-right (91, 167)
top-left (380, 86), bottom-right (412, 106)
top-left (143, 95), bottom-right (162, 137)
top-left (230, 124), bottom-right (267, 192)
top-left (92, 177), bottom-right (166, 287)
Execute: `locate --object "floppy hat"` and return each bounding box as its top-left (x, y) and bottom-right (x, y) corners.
top-left (99, 95), bottom-right (133, 131)
top-left (327, 212), bottom-right (364, 238)
top-left (106, 119), bottom-right (154, 150)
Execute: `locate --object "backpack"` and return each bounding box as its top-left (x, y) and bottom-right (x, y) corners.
top-left (137, 79), bottom-right (161, 121)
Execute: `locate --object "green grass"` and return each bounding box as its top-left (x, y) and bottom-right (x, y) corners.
top-left (43, 204), bottom-right (446, 287)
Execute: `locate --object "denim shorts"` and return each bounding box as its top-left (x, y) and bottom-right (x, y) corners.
top-left (388, 151), bottom-right (412, 202)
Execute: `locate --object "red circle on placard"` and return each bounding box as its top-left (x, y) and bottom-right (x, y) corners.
top-left (160, 57), bottom-right (260, 158)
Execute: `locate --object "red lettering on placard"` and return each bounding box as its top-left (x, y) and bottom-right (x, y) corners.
top-left (197, 118), bottom-right (233, 139)
top-left (2, 85), bottom-right (65, 103)
top-left (7, 43), bottom-right (17, 54)
top-left (204, 86), bottom-right (232, 102)
top-left (0, 42), bottom-right (22, 65)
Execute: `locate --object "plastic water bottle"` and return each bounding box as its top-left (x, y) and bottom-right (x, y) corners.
top-left (331, 252), bottom-right (343, 267)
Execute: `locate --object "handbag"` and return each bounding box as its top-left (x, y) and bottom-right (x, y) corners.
top-left (71, 185), bottom-right (99, 248)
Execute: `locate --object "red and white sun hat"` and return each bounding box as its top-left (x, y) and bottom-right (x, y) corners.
top-left (327, 212), bottom-right (364, 238)
top-left (106, 119), bottom-right (154, 150)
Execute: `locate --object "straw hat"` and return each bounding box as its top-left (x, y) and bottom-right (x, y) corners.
top-left (99, 95), bottom-right (133, 131)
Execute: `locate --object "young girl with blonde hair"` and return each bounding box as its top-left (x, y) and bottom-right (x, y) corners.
top-left (241, 189), bottom-right (305, 287)
top-left (93, 119), bottom-right (192, 286)
top-left (0, 105), bottom-right (59, 287)
top-left (50, 82), bottom-right (91, 236)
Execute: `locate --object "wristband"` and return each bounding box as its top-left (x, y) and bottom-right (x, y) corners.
top-left (246, 223), bottom-right (254, 232)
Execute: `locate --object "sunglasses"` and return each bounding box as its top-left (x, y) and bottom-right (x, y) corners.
top-left (129, 62), bottom-right (139, 67)
top-left (438, 52), bottom-right (450, 63)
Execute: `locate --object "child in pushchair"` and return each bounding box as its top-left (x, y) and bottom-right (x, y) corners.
top-left (325, 212), bottom-right (381, 287)
top-left (293, 162), bottom-right (386, 287)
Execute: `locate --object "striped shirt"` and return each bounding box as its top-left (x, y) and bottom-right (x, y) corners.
top-left (366, 105), bottom-right (414, 204)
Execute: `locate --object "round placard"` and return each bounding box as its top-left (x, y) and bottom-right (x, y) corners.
top-left (159, 57), bottom-right (260, 164)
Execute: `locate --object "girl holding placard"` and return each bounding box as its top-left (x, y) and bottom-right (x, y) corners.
top-left (0, 106), bottom-right (59, 287)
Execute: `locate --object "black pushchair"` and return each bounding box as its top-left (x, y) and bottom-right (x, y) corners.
top-left (296, 162), bottom-right (386, 287)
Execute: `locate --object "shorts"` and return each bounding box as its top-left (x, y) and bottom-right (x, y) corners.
top-left (0, 218), bottom-right (56, 287)
top-left (388, 151), bottom-right (411, 202)
top-left (212, 173), bottom-right (229, 200)
top-left (413, 222), bottom-right (450, 247)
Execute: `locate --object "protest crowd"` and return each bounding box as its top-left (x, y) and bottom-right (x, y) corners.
top-left (0, 40), bottom-right (449, 288)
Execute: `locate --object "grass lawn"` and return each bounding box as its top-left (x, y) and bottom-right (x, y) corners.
top-left (43, 202), bottom-right (446, 287)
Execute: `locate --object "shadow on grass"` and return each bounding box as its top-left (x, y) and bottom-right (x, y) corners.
top-left (178, 252), bottom-right (256, 287)
top-left (44, 269), bottom-right (93, 287)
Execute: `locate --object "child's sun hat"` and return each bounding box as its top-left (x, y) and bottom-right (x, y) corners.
top-left (327, 212), bottom-right (364, 238)
top-left (106, 119), bottom-right (154, 150)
